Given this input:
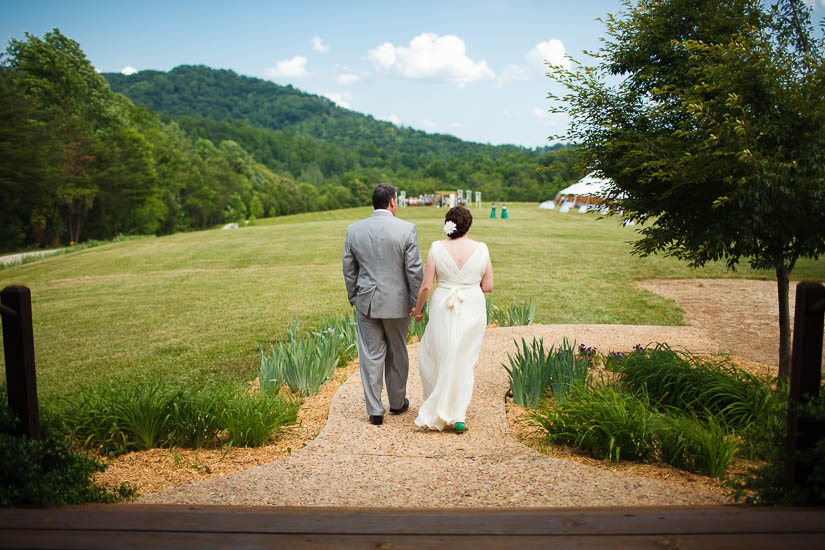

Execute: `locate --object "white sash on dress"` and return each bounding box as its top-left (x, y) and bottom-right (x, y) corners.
top-left (437, 282), bottom-right (478, 315)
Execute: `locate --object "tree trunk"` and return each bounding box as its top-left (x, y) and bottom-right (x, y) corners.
top-left (777, 264), bottom-right (792, 379)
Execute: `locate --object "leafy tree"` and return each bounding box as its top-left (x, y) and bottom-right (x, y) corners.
top-left (549, 0), bottom-right (825, 376)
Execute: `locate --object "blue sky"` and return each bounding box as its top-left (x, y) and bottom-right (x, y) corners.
top-left (3, 0), bottom-right (825, 148)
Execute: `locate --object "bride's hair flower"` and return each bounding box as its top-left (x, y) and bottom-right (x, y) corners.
top-left (444, 220), bottom-right (457, 236)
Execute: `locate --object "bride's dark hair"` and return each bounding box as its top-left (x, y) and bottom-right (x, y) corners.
top-left (445, 206), bottom-right (472, 239)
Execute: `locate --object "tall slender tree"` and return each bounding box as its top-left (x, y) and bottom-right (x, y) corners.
top-left (549, 0), bottom-right (825, 376)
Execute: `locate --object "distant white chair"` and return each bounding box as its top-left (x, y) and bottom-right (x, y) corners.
top-left (623, 219), bottom-right (635, 226)
top-left (559, 204), bottom-right (570, 213)
top-left (578, 205), bottom-right (588, 213)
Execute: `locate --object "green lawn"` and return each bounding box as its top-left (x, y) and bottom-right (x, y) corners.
top-left (2, 203), bottom-right (823, 402)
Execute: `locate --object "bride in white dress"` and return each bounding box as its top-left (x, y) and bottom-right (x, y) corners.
top-left (410, 206), bottom-right (494, 433)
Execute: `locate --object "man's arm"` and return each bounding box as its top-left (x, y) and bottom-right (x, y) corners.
top-left (342, 231), bottom-right (359, 306)
top-left (404, 226), bottom-right (424, 309)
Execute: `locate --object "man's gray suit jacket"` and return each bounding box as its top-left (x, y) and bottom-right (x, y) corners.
top-left (342, 210), bottom-right (423, 318)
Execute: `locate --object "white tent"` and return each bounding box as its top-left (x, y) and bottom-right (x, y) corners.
top-left (553, 173), bottom-right (615, 210)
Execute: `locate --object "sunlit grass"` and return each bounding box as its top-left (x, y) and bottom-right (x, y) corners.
top-left (1, 203), bottom-right (823, 402)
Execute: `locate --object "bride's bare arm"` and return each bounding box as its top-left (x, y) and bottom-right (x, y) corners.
top-left (480, 258), bottom-right (494, 293)
top-left (411, 249), bottom-right (436, 319)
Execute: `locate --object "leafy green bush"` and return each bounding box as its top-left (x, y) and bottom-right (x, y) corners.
top-left (62, 382), bottom-right (178, 454)
top-left (1, 388), bottom-right (135, 506)
top-left (655, 413), bottom-right (739, 478)
top-left (730, 390), bottom-right (825, 505)
top-left (63, 381), bottom-right (300, 455)
top-left (532, 382), bottom-right (659, 462)
top-left (170, 387), bottom-right (225, 448)
top-left (532, 382), bottom-right (740, 476)
top-left (216, 384), bottom-right (300, 447)
top-left (611, 344), bottom-right (772, 429)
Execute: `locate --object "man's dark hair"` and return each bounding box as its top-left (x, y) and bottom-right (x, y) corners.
top-left (445, 206), bottom-right (473, 239)
top-left (372, 183), bottom-right (397, 209)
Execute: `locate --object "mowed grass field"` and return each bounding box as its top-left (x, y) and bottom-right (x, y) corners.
top-left (2, 202), bottom-right (824, 402)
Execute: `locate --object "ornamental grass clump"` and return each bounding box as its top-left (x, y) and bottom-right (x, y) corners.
top-left (611, 344), bottom-right (772, 429)
top-left (260, 314), bottom-right (355, 397)
top-left (654, 412), bottom-right (739, 479)
top-left (63, 381), bottom-right (300, 455)
top-left (547, 339), bottom-right (592, 404)
top-left (216, 383), bottom-right (300, 447)
top-left (504, 337), bottom-right (554, 407)
top-left (504, 337), bottom-right (592, 407)
top-left (63, 382), bottom-right (178, 454)
top-left (487, 297), bottom-right (536, 327)
top-left (531, 382), bottom-right (659, 462)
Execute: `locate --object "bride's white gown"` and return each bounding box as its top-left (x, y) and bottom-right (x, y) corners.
top-left (415, 240), bottom-right (488, 431)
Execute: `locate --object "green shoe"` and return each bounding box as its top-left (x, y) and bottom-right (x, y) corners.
top-left (455, 422), bottom-right (467, 434)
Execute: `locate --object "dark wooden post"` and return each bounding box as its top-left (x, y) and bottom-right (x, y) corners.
top-left (785, 281), bottom-right (825, 489)
top-left (1, 285), bottom-right (40, 439)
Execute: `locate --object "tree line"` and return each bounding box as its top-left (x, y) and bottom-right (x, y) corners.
top-left (0, 29), bottom-right (579, 252)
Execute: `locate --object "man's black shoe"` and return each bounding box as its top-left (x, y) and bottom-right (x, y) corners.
top-left (370, 415), bottom-right (383, 425)
top-left (390, 397), bottom-right (409, 415)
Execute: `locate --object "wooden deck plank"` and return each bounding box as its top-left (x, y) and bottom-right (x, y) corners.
top-left (2, 505), bottom-right (825, 549)
top-left (2, 505), bottom-right (825, 535)
top-left (4, 531), bottom-right (825, 550)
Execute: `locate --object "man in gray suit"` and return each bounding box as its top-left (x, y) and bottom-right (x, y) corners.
top-left (343, 184), bottom-right (424, 425)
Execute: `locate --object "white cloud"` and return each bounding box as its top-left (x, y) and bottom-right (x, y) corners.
top-left (336, 73), bottom-right (360, 85)
top-left (380, 113), bottom-right (401, 125)
top-left (496, 64), bottom-right (529, 87)
top-left (803, 1), bottom-right (825, 7)
top-left (532, 107), bottom-right (571, 135)
top-left (527, 39), bottom-right (570, 70)
top-left (121, 66), bottom-right (137, 75)
top-left (265, 56), bottom-right (309, 79)
top-left (311, 36), bottom-right (328, 53)
top-left (421, 119), bottom-right (438, 130)
top-left (367, 32), bottom-right (495, 86)
top-left (323, 91), bottom-right (352, 109)
top-left (532, 107), bottom-right (551, 119)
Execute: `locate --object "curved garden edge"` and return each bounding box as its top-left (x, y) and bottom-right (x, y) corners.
top-left (95, 278), bottom-right (781, 499)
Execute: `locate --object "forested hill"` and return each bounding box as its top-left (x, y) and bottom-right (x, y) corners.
top-left (103, 65), bottom-right (547, 158)
top-left (1, 29), bottom-right (581, 251)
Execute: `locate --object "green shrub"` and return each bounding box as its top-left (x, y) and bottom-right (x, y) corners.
top-left (216, 384), bottom-right (300, 447)
top-left (63, 381), bottom-right (301, 454)
top-left (730, 390), bottom-right (825, 505)
top-left (612, 344), bottom-right (772, 429)
top-left (169, 387), bottom-right (225, 448)
top-left (1, 388), bottom-right (135, 506)
top-left (532, 382), bottom-right (659, 462)
top-left (62, 382), bottom-right (178, 454)
top-left (655, 413), bottom-right (739, 478)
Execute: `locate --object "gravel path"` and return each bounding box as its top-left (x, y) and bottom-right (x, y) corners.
top-left (0, 249), bottom-right (60, 265)
top-left (140, 323), bottom-right (729, 507)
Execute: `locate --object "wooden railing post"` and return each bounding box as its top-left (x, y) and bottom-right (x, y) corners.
top-left (785, 281), bottom-right (825, 489)
top-left (1, 285), bottom-right (40, 439)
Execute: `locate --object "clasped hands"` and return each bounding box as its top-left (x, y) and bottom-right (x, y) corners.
top-left (410, 305), bottom-right (425, 322)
